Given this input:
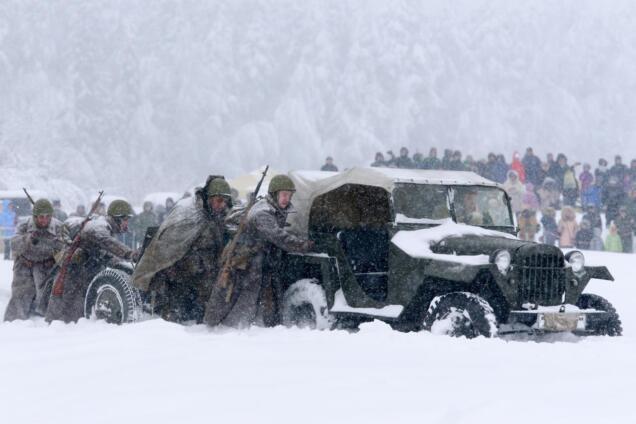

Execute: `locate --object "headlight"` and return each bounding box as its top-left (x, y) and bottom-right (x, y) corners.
top-left (494, 250), bottom-right (511, 275)
top-left (567, 251), bottom-right (585, 273)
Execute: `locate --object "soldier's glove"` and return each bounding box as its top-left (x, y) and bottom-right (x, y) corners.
top-left (302, 240), bottom-right (315, 252)
top-left (71, 248), bottom-right (88, 264)
top-left (131, 249), bottom-right (142, 263)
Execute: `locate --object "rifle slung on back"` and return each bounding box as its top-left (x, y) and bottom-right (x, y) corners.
top-left (51, 191), bottom-right (104, 297)
top-left (217, 166), bottom-right (269, 301)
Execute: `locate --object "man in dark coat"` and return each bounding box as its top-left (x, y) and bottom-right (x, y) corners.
top-left (205, 174), bottom-right (313, 328)
top-left (420, 148), bottom-right (441, 170)
top-left (522, 147), bottom-right (543, 187)
top-left (615, 206), bottom-right (634, 253)
top-left (395, 147), bottom-right (415, 169)
top-left (482, 153), bottom-right (498, 181)
top-left (370, 152), bottom-right (386, 167)
top-left (158, 197), bottom-right (175, 224)
top-left (625, 186), bottom-right (636, 228)
top-left (133, 177), bottom-right (231, 323)
top-left (582, 205), bottom-right (603, 232)
top-left (490, 154), bottom-right (509, 183)
top-left (132, 201), bottom-right (158, 248)
top-left (575, 219), bottom-right (594, 250)
top-left (320, 157), bottom-right (339, 172)
top-left (546, 153), bottom-right (560, 182)
top-left (52, 199), bottom-right (68, 223)
top-left (441, 149), bottom-right (453, 170)
top-left (448, 150), bottom-right (466, 171)
top-left (45, 200), bottom-right (137, 323)
top-left (628, 159), bottom-right (636, 189)
top-left (69, 205), bottom-right (86, 218)
top-left (605, 175), bottom-right (626, 227)
top-left (4, 199), bottom-right (67, 321)
top-left (609, 155), bottom-right (628, 188)
top-left (595, 158), bottom-right (610, 207)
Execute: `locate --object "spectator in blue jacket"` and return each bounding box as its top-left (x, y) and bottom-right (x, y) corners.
top-left (1, 200), bottom-right (17, 260)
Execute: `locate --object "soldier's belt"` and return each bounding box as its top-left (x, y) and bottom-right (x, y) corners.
top-left (19, 256), bottom-right (55, 268)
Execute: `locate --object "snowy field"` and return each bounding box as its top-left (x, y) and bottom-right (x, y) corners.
top-left (0, 252), bottom-right (635, 424)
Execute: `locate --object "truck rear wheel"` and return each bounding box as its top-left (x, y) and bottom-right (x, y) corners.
top-left (281, 279), bottom-right (333, 330)
top-left (424, 292), bottom-right (498, 338)
top-left (576, 294), bottom-right (622, 336)
top-left (84, 268), bottom-right (142, 324)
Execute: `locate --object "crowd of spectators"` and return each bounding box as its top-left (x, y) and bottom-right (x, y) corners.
top-left (320, 147), bottom-right (636, 253)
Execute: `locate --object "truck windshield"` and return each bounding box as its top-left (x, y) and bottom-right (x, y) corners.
top-left (392, 184), bottom-right (450, 224)
top-left (392, 183), bottom-right (513, 227)
top-left (451, 186), bottom-right (513, 227)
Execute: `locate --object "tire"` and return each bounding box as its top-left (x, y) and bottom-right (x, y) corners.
top-left (281, 279), bottom-right (333, 330)
top-left (84, 268), bottom-right (143, 324)
top-left (576, 293), bottom-right (622, 336)
top-left (424, 292), bottom-right (498, 338)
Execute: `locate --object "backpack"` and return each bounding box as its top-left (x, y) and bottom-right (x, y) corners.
top-left (563, 169), bottom-right (577, 190)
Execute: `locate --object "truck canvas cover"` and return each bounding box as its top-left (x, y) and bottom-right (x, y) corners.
top-left (287, 167), bottom-right (499, 236)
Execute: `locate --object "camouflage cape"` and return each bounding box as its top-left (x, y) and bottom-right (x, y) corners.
top-left (204, 196), bottom-right (309, 328)
top-left (132, 196), bottom-right (210, 291)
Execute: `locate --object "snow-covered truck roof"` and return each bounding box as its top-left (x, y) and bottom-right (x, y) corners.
top-left (287, 167), bottom-right (500, 236)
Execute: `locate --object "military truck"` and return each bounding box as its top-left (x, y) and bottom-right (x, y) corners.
top-left (276, 167), bottom-right (621, 337)
top-left (80, 167), bottom-right (621, 337)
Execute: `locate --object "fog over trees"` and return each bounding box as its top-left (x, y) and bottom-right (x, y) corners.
top-left (1, 0), bottom-right (636, 206)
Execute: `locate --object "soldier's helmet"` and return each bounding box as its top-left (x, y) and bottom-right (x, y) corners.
top-left (32, 199), bottom-right (54, 216)
top-left (268, 175), bottom-right (296, 196)
top-left (207, 178), bottom-right (233, 207)
top-left (107, 200), bottom-right (134, 218)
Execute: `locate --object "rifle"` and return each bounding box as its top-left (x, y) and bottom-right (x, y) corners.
top-left (22, 188), bottom-right (35, 206)
top-left (51, 191), bottom-right (104, 297)
top-left (216, 165), bottom-right (269, 302)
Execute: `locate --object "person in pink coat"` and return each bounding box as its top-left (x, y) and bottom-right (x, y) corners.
top-left (558, 206), bottom-right (579, 248)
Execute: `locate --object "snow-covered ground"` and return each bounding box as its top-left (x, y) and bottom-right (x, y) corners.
top-left (0, 251), bottom-right (635, 424)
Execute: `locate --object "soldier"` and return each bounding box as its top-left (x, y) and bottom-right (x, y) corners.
top-left (133, 177), bottom-right (232, 323)
top-left (205, 174), bottom-right (313, 329)
top-left (45, 200), bottom-right (137, 323)
top-left (4, 199), bottom-right (67, 321)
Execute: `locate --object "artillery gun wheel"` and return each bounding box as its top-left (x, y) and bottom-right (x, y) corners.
top-left (576, 294), bottom-right (622, 336)
top-left (281, 279), bottom-right (333, 330)
top-left (84, 268), bottom-right (142, 324)
top-left (424, 292), bottom-right (498, 338)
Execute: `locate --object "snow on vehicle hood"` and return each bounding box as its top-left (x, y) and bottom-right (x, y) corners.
top-left (391, 220), bottom-right (516, 265)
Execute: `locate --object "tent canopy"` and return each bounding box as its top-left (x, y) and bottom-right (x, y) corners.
top-left (228, 166), bottom-right (282, 201)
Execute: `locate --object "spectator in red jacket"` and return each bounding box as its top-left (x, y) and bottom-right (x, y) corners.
top-left (511, 152), bottom-right (526, 183)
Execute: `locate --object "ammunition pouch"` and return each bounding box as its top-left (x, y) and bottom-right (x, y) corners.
top-left (71, 248), bottom-right (88, 264)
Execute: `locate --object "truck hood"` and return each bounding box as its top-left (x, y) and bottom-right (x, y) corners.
top-left (391, 221), bottom-right (521, 265)
top-left (431, 235), bottom-right (531, 257)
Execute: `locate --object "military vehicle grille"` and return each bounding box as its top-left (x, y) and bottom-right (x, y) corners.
top-left (517, 252), bottom-right (565, 306)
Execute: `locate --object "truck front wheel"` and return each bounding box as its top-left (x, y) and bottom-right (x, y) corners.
top-left (424, 292), bottom-right (498, 338)
top-left (576, 294), bottom-right (622, 336)
top-left (281, 279), bottom-right (333, 330)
